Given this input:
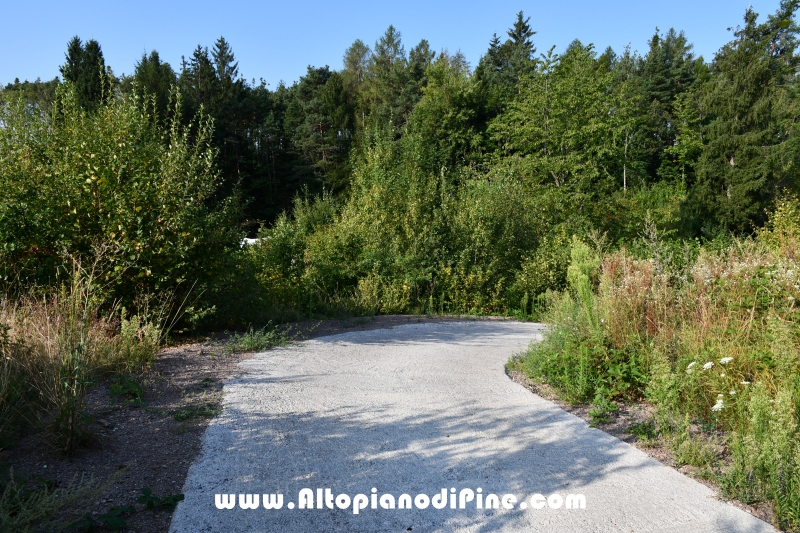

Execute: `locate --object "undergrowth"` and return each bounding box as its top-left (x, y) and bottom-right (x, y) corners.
top-left (0, 257), bottom-right (169, 454)
top-left (509, 199), bottom-right (800, 532)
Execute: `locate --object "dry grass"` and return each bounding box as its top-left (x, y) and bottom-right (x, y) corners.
top-left (0, 259), bottom-right (165, 454)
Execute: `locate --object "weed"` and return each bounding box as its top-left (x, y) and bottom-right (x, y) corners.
top-left (511, 222), bottom-right (800, 527)
top-left (588, 395), bottom-right (617, 425)
top-left (0, 253), bottom-right (173, 452)
top-left (109, 375), bottom-right (143, 406)
top-left (227, 323), bottom-right (289, 354)
top-left (172, 402), bottom-right (219, 422)
top-left (118, 307), bottom-right (161, 373)
top-left (136, 487), bottom-right (184, 511)
top-left (0, 467), bottom-right (120, 532)
top-left (628, 421), bottom-right (659, 446)
top-left (674, 435), bottom-right (719, 468)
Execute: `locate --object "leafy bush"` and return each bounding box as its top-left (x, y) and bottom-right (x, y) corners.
top-left (0, 85), bottom-right (241, 317)
top-left (247, 132), bottom-right (585, 318)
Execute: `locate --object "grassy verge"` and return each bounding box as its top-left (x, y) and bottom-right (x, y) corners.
top-left (0, 259), bottom-right (166, 454)
top-left (509, 201), bottom-right (800, 532)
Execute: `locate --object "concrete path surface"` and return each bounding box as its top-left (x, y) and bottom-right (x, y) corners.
top-left (169, 321), bottom-right (776, 533)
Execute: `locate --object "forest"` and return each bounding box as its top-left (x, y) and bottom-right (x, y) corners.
top-left (2, 1), bottom-right (800, 530)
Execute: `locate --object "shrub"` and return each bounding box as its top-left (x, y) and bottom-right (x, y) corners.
top-left (0, 85), bottom-right (241, 318)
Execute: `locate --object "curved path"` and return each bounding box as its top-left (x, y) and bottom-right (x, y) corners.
top-left (170, 321), bottom-right (775, 533)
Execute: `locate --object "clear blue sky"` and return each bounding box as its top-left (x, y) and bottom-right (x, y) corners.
top-left (1, 0), bottom-right (783, 88)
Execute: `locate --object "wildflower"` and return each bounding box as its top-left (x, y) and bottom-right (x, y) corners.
top-left (719, 357), bottom-right (733, 365)
top-left (729, 390), bottom-right (736, 396)
top-left (686, 361), bottom-right (697, 374)
top-left (712, 397), bottom-right (724, 412)
top-left (741, 381), bottom-right (751, 385)
top-left (720, 373), bottom-right (726, 377)
top-left (703, 361), bottom-right (714, 370)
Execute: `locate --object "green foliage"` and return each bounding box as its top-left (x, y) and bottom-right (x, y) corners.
top-left (0, 77), bottom-right (59, 114)
top-left (228, 323), bottom-right (289, 353)
top-left (512, 203), bottom-right (800, 529)
top-left (123, 50), bottom-right (177, 122)
top-left (0, 82), bottom-right (242, 314)
top-left (627, 421), bottom-right (659, 445)
top-left (588, 395), bottom-right (617, 424)
top-left (60, 36), bottom-right (113, 112)
top-left (473, 11), bottom-right (537, 112)
top-left (490, 43), bottom-right (618, 197)
top-left (566, 237), bottom-right (600, 331)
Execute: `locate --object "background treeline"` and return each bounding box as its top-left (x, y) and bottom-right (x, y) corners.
top-left (2, 4), bottom-right (799, 325)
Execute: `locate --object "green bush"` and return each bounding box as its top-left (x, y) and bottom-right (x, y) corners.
top-left (247, 132), bottom-right (587, 318)
top-left (0, 85), bottom-right (241, 316)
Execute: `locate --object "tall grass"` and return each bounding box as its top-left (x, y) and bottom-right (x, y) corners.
top-left (0, 259), bottom-right (166, 454)
top-left (511, 199), bottom-right (800, 531)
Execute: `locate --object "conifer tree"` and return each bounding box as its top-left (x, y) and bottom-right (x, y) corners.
top-left (59, 36), bottom-right (110, 111)
top-left (130, 50), bottom-right (176, 121)
top-left (690, 1), bottom-right (800, 233)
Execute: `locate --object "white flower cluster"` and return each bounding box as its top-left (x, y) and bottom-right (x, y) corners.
top-left (711, 394), bottom-right (724, 412)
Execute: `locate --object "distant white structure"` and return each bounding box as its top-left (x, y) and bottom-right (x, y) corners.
top-left (241, 237), bottom-right (268, 247)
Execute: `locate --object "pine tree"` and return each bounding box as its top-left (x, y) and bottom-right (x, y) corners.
top-left (638, 28), bottom-right (698, 182)
top-left (212, 37), bottom-right (239, 82)
top-left (60, 36), bottom-right (83, 84)
top-left (506, 10), bottom-right (536, 80)
top-left (474, 11), bottom-right (537, 120)
top-left (284, 67), bottom-right (354, 192)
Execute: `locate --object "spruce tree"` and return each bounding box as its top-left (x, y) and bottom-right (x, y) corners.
top-left (690, 1), bottom-right (800, 233)
top-left (131, 51), bottom-right (176, 121)
top-left (59, 37), bottom-right (109, 111)
top-left (60, 36), bottom-right (83, 84)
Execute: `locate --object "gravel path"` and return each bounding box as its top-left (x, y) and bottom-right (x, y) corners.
top-left (169, 321), bottom-right (776, 533)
